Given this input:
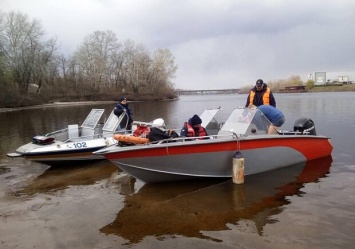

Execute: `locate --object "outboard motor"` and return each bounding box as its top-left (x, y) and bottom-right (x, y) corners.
top-left (293, 118), bottom-right (316, 135)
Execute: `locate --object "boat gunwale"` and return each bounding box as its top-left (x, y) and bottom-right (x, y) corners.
top-left (96, 133), bottom-right (332, 155)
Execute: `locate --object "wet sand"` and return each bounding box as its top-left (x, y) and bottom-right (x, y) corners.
top-left (0, 159), bottom-right (133, 248)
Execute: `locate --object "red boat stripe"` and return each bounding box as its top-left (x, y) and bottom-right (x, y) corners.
top-left (105, 137), bottom-right (332, 161)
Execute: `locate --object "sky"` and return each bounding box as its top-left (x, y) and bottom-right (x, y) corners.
top-left (1, 0), bottom-right (355, 90)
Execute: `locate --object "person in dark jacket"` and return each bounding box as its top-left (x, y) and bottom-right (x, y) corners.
top-left (180, 114), bottom-right (208, 139)
top-left (114, 96), bottom-right (133, 130)
top-left (245, 79), bottom-right (276, 107)
top-left (257, 105), bottom-right (285, 134)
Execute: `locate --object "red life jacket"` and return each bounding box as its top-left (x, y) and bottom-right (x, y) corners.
top-left (133, 125), bottom-right (150, 137)
top-left (186, 123), bottom-right (207, 138)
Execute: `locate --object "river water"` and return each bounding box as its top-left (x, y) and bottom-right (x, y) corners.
top-left (1, 92), bottom-right (355, 248)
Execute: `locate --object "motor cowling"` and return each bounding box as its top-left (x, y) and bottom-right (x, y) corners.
top-left (293, 118), bottom-right (316, 135)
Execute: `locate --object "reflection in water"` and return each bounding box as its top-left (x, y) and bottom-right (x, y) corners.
top-left (100, 156), bottom-right (332, 244)
top-left (16, 160), bottom-right (135, 196)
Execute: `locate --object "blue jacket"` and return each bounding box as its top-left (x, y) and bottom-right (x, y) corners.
top-left (258, 105), bottom-right (284, 126)
top-left (114, 103), bottom-right (133, 129)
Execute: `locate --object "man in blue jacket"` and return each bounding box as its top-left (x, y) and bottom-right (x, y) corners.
top-left (258, 105), bottom-right (285, 134)
top-left (114, 96), bottom-right (133, 130)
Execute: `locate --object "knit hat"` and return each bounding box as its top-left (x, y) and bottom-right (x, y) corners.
top-left (119, 96), bottom-right (127, 102)
top-left (190, 114), bottom-right (202, 126)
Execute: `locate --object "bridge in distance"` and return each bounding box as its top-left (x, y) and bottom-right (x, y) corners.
top-left (176, 88), bottom-right (240, 95)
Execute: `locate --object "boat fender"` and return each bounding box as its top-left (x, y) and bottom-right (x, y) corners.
top-left (105, 137), bottom-right (117, 146)
top-left (232, 151), bottom-right (244, 184)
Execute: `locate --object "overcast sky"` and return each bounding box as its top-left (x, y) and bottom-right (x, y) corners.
top-left (1, 0), bottom-right (355, 90)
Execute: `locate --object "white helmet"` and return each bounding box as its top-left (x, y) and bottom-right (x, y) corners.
top-left (151, 118), bottom-right (165, 127)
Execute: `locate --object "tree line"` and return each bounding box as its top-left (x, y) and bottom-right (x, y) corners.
top-left (0, 11), bottom-right (178, 108)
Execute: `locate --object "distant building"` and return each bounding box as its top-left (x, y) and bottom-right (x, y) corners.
top-left (314, 72), bottom-right (326, 85)
top-left (314, 71), bottom-right (355, 85)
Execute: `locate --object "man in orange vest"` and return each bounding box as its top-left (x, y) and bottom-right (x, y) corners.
top-left (245, 79), bottom-right (276, 107)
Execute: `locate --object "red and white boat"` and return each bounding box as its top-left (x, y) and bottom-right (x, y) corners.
top-left (94, 107), bottom-right (333, 183)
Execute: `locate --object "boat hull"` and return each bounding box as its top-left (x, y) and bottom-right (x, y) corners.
top-left (12, 139), bottom-right (108, 165)
top-left (101, 135), bottom-right (333, 183)
top-left (22, 147), bottom-right (106, 165)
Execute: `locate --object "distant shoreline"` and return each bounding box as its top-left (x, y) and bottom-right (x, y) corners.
top-left (1, 86), bottom-right (354, 113)
top-left (308, 84), bottom-right (355, 92)
top-left (238, 84), bottom-right (355, 94)
top-left (0, 101), bottom-right (116, 113)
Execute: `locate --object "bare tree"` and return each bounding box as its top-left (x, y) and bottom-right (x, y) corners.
top-left (149, 48), bottom-right (178, 93)
top-left (74, 30), bottom-right (121, 92)
top-left (0, 11), bottom-right (57, 94)
top-left (0, 12), bottom-right (6, 82)
top-left (0, 11), bottom-right (179, 105)
top-left (110, 49), bottom-right (125, 90)
top-left (115, 39), bottom-right (151, 93)
top-left (31, 37), bottom-right (59, 93)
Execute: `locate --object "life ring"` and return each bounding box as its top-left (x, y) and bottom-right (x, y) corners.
top-left (113, 134), bottom-right (149, 144)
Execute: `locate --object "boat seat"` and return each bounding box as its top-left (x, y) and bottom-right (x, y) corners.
top-left (68, 124), bottom-right (79, 139)
top-left (81, 127), bottom-right (95, 139)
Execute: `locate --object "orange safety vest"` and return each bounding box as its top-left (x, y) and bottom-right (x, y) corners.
top-left (186, 123), bottom-right (207, 138)
top-left (249, 87), bottom-right (271, 106)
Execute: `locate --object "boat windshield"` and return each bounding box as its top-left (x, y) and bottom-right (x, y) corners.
top-left (81, 109), bottom-right (105, 128)
top-left (102, 111), bottom-right (121, 132)
top-left (200, 108), bottom-right (221, 128)
top-left (218, 107), bottom-right (271, 136)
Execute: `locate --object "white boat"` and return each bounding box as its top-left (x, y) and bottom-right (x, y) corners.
top-left (94, 107), bottom-right (333, 183)
top-left (7, 109), bottom-right (124, 164)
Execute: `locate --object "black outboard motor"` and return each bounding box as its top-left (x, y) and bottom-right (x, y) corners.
top-left (293, 118), bottom-right (316, 135)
